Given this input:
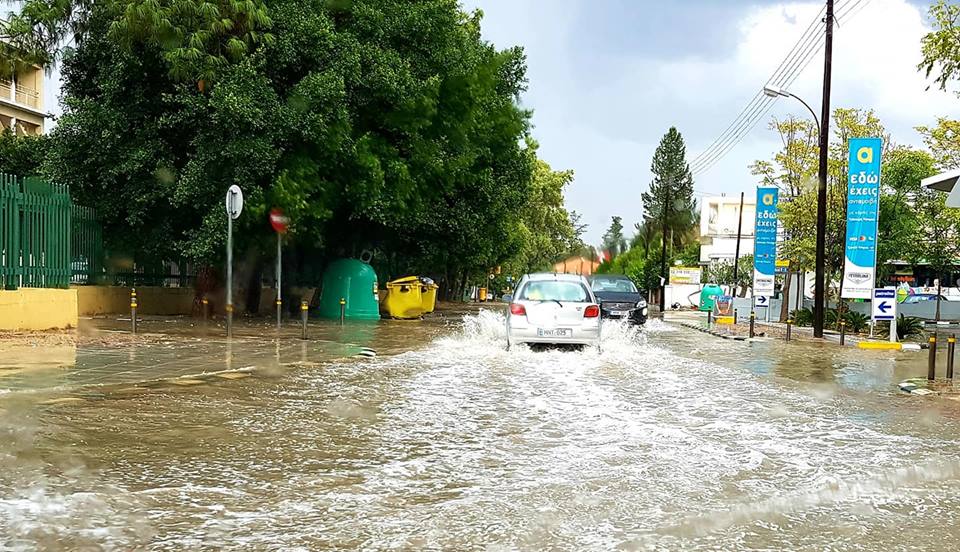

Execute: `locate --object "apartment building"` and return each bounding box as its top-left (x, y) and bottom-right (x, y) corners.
top-left (0, 59), bottom-right (45, 135)
top-left (698, 195), bottom-right (756, 266)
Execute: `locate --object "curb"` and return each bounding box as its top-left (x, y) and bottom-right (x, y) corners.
top-left (678, 322), bottom-right (756, 342)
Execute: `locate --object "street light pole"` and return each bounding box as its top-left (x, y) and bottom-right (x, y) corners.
top-left (813, 0), bottom-right (834, 338)
top-left (760, 0), bottom-right (833, 338)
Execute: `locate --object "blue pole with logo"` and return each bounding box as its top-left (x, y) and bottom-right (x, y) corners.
top-left (753, 187), bottom-right (779, 313)
top-left (841, 138), bottom-right (882, 300)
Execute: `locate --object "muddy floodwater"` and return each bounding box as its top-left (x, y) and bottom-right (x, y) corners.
top-left (3, 310), bottom-right (960, 550)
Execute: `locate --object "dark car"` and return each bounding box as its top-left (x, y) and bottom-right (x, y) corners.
top-left (589, 275), bottom-right (648, 325)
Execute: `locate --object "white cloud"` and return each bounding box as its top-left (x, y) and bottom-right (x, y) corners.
top-left (484, 0), bottom-right (957, 243)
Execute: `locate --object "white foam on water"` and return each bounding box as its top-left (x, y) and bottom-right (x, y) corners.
top-left (4, 311), bottom-right (960, 550)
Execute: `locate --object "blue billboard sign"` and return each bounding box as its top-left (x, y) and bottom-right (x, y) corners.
top-left (841, 138), bottom-right (883, 299)
top-left (752, 187), bottom-right (779, 298)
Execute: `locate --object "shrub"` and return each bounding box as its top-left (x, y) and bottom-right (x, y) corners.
top-left (843, 311), bottom-right (870, 333)
top-left (791, 307), bottom-right (813, 327)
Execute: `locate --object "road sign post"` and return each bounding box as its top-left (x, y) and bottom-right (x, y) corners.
top-left (872, 288), bottom-right (897, 343)
top-left (225, 185), bottom-right (244, 338)
top-left (753, 187), bottom-right (779, 301)
top-left (270, 208), bottom-right (289, 331)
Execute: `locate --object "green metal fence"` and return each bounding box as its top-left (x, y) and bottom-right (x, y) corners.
top-left (1, 173), bottom-right (102, 290)
top-left (71, 204), bottom-right (103, 285)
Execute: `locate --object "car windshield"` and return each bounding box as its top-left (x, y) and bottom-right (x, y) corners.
top-left (519, 281), bottom-right (590, 302)
top-left (590, 278), bottom-right (638, 293)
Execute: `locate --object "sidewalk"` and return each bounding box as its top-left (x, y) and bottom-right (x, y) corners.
top-left (665, 310), bottom-right (923, 350)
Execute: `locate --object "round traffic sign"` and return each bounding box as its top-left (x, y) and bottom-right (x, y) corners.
top-left (225, 185), bottom-right (243, 220)
top-left (269, 208), bottom-right (289, 234)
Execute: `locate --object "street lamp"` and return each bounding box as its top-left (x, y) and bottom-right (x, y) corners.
top-left (763, 81), bottom-right (830, 339)
top-left (762, 85), bottom-right (821, 135)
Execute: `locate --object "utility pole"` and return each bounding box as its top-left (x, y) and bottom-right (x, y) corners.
top-left (813, 0), bottom-right (834, 338)
top-left (659, 178), bottom-right (670, 313)
top-left (732, 191), bottom-right (745, 297)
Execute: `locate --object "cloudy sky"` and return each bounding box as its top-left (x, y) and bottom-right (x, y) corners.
top-left (37, 1), bottom-right (955, 244)
top-left (458, 0), bottom-right (956, 243)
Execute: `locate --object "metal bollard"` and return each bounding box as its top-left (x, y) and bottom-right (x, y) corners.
top-left (734, 310), bottom-right (738, 325)
top-left (707, 310), bottom-right (712, 327)
top-left (749, 311), bottom-right (755, 338)
top-left (948, 335), bottom-right (956, 380)
top-left (226, 304), bottom-right (233, 339)
top-left (202, 296), bottom-right (209, 322)
top-left (339, 297), bottom-right (346, 326)
top-left (130, 288), bottom-right (138, 334)
top-left (300, 300), bottom-right (308, 340)
top-left (276, 299), bottom-right (282, 331)
top-left (839, 319), bottom-right (846, 346)
top-left (786, 318), bottom-right (792, 342)
top-left (928, 335), bottom-right (938, 381)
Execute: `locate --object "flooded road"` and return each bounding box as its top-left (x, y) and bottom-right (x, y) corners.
top-left (3, 311), bottom-right (960, 550)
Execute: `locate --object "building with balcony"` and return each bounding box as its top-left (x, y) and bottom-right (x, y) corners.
top-left (698, 194), bottom-right (756, 266)
top-left (0, 61), bottom-right (45, 135)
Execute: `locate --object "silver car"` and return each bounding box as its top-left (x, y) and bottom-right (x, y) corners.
top-left (505, 273), bottom-right (602, 350)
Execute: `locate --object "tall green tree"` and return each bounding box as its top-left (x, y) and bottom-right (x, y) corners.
top-left (916, 117), bottom-right (960, 170)
top-left (24, 0), bottom-right (540, 302)
top-left (878, 148), bottom-right (936, 278)
top-left (919, 0), bottom-right (960, 95)
top-left (1, 0), bottom-right (274, 83)
top-left (601, 216), bottom-right (627, 257)
top-left (642, 127), bottom-right (697, 251)
top-left (505, 153), bottom-right (579, 273)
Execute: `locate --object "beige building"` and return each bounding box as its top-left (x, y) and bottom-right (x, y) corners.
top-left (0, 60), bottom-right (45, 135)
top-left (698, 195), bottom-right (756, 266)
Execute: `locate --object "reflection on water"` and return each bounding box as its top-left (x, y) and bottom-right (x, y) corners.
top-left (2, 311), bottom-right (960, 550)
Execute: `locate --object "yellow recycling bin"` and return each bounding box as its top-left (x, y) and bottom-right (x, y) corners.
top-left (479, 287), bottom-right (488, 302)
top-left (383, 276), bottom-right (425, 319)
top-left (421, 279), bottom-right (439, 314)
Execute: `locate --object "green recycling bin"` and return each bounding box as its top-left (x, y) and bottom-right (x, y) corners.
top-left (318, 259), bottom-right (381, 320)
top-left (699, 284), bottom-right (723, 312)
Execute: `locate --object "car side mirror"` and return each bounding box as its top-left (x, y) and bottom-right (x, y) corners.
top-left (502, 294), bottom-right (513, 303)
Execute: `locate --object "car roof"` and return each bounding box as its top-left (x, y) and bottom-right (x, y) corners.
top-left (589, 274), bottom-right (631, 280)
top-left (522, 272), bottom-right (588, 283)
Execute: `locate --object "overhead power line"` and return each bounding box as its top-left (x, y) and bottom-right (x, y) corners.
top-left (688, 0), bottom-right (873, 177)
top-left (688, 3), bottom-right (826, 174)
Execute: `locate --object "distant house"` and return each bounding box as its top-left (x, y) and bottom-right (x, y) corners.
top-left (553, 256), bottom-right (601, 276)
top-left (698, 195), bottom-right (756, 267)
top-left (1, 43), bottom-right (46, 135)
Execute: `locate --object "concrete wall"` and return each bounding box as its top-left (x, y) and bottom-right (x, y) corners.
top-left (75, 286), bottom-right (195, 316)
top-left (0, 288), bottom-right (78, 330)
top-left (74, 285), bottom-right (320, 316)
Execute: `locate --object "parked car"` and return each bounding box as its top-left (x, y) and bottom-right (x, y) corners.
top-left (589, 275), bottom-right (648, 325)
top-left (504, 273), bottom-right (601, 350)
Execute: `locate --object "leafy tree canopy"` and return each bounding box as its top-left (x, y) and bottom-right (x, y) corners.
top-left (919, 0), bottom-right (960, 95)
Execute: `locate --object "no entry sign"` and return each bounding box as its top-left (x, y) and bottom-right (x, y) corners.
top-left (270, 208), bottom-right (289, 234)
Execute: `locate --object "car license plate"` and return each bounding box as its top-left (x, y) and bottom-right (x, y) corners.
top-left (613, 311), bottom-right (628, 317)
top-left (537, 328), bottom-right (571, 337)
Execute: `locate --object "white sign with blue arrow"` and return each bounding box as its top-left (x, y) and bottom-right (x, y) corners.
top-left (872, 288), bottom-right (896, 321)
top-left (754, 295), bottom-right (770, 309)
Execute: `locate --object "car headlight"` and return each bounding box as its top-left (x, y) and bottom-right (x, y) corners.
top-left (636, 300), bottom-right (647, 308)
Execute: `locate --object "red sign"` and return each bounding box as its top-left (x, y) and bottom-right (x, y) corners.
top-left (270, 208), bottom-right (289, 234)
